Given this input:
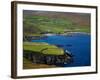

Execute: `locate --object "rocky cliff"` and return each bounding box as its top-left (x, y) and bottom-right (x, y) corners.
top-left (24, 50), bottom-right (73, 66)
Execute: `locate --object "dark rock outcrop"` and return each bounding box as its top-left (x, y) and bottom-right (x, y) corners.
top-left (24, 50), bottom-right (73, 66)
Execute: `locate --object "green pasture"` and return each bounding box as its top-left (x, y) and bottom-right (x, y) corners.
top-left (23, 42), bottom-right (64, 55)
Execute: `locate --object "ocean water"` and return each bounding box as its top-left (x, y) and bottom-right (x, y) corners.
top-left (32, 33), bottom-right (91, 67)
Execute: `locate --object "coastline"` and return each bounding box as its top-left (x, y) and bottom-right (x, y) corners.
top-left (43, 32), bottom-right (90, 36)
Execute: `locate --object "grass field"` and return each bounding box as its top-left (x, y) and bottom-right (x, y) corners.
top-left (23, 15), bottom-right (90, 35)
top-left (23, 57), bottom-right (56, 69)
top-left (23, 42), bottom-right (64, 55)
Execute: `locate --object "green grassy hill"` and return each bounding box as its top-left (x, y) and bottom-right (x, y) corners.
top-left (23, 15), bottom-right (90, 35)
top-left (24, 42), bottom-right (64, 55)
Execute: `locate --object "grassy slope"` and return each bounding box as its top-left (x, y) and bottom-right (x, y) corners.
top-left (23, 15), bottom-right (90, 35)
top-left (23, 57), bottom-right (56, 69)
top-left (24, 42), bottom-right (64, 55)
